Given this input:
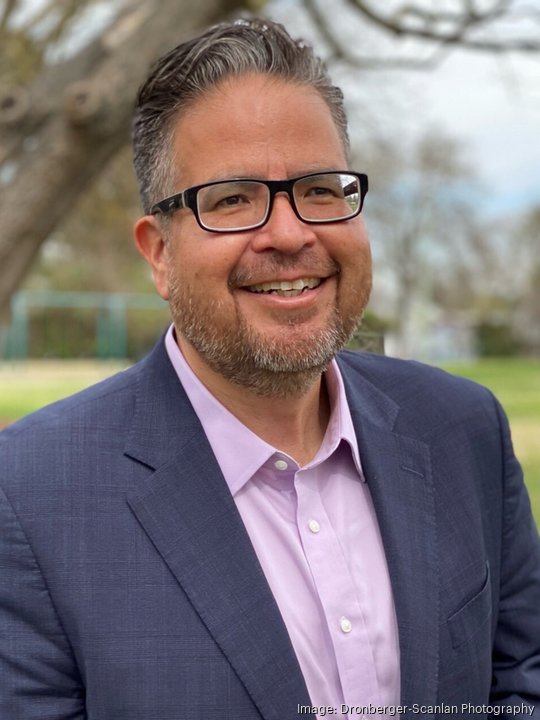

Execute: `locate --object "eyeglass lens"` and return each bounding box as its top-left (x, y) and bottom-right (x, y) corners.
top-left (196, 173), bottom-right (360, 231)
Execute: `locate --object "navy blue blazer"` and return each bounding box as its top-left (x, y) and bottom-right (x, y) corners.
top-left (1, 340), bottom-right (539, 719)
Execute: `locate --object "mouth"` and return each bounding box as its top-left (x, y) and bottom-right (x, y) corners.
top-left (244, 277), bottom-right (323, 298)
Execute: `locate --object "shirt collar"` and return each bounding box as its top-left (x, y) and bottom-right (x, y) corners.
top-left (165, 325), bottom-right (364, 496)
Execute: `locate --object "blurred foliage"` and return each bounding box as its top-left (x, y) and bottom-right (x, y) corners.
top-left (360, 310), bottom-right (393, 335)
top-left (28, 307), bottom-right (107, 358)
top-left (476, 321), bottom-right (522, 357)
top-left (25, 147), bottom-right (148, 294)
top-left (24, 304), bottom-right (171, 360)
top-left (126, 308), bottom-right (171, 359)
top-left (0, 29), bottom-right (43, 83)
top-left (364, 132), bottom-right (479, 356)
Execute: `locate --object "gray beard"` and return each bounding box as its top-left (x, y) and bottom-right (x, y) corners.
top-left (168, 280), bottom-right (358, 399)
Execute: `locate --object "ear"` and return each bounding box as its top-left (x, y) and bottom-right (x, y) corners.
top-left (134, 215), bottom-right (171, 300)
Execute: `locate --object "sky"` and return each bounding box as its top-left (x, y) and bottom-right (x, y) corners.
top-left (403, 50), bottom-right (540, 217)
top-left (269, 0), bottom-right (540, 221)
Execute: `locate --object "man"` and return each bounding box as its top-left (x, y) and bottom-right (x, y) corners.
top-left (1, 17), bottom-right (539, 720)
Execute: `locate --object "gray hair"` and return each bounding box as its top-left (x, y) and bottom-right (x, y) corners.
top-left (132, 17), bottom-right (350, 214)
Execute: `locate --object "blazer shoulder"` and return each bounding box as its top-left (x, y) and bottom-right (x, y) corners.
top-left (0, 334), bottom-right (180, 443)
top-left (337, 350), bottom-right (498, 427)
top-left (0, 339), bottom-right (189, 491)
top-left (1, 362), bottom-right (140, 443)
top-left (338, 349), bottom-right (489, 392)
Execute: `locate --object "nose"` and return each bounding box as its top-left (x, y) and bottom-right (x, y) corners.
top-left (249, 193), bottom-right (317, 255)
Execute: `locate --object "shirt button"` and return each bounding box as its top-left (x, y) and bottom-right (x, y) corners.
top-left (340, 616), bottom-right (352, 634)
top-left (274, 459), bottom-right (288, 471)
top-left (308, 519), bottom-right (320, 534)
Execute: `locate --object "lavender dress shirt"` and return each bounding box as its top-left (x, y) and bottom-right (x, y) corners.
top-left (165, 327), bottom-right (400, 717)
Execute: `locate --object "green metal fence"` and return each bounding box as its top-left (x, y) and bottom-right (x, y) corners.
top-left (1, 291), bottom-right (169, 359)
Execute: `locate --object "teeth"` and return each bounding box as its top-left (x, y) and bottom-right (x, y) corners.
top-left (247, 277), bottom-right (322, 294)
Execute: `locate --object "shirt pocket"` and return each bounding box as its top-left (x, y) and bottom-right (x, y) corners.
top-left (447, 561), bottom-right (491, 649)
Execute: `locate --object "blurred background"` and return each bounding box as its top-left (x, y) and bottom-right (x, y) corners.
top-left (0, 0), bottom-right (538, 522)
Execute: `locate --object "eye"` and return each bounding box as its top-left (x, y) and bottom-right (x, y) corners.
top-left (198, 181), bottom-right (261, 215)
top-left (216, 194), bottom-right (249, 209)
top-left (302, 184), bottom-right (341, 203)
top-left (306, 185), bottom-right (336, 197)
top-left (297, 174), bottom-right (344, 202)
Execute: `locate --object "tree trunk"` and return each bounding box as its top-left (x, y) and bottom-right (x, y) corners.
top-left (0, 0), bottom-right (245, 322)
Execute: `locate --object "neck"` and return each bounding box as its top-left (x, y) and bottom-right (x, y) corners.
top-left (178, 336), bottom-right (331, 466)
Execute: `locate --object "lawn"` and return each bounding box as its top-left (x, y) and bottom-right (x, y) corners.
top-left (438, 358), bottom-right (540, 528)
top-left (0, 360), bottom-right (126, 424)
top-left (0, 357), bottom-right (538, 526)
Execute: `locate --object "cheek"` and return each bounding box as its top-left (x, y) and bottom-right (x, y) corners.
top-left (336, 224), bottom-right (371, 271)
top-left (187, 241), bottom-right (246, 287)
top-left (359, 239), bottom-right (373, 270)
top-left (352, 221), bottom-right (372, 268)
top-left (336, 232), bottom-right (372, 302)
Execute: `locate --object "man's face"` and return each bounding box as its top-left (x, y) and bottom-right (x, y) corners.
top-left (141, 73), bottom-right (372, 397)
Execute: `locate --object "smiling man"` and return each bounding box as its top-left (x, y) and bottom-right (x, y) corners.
top-left (1, 17), bottom-right (539, 720)
top-left (134, 70), bottom-right (372, 463)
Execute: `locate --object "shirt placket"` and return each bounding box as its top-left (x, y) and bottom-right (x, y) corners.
top-left (295, 467), bottom-right (382, 717)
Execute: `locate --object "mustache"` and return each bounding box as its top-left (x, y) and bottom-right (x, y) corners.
top-left (228, 250), bottom-right (340, 288)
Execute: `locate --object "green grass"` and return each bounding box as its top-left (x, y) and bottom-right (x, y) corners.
top-left (0, 361), bottom-right (125, 423)
top-left (439, 358), bottom-right (540, 418)
top-left (1, 357), bottom-right (539, 526)
top-left (438, 359), bottom-right (540, 528)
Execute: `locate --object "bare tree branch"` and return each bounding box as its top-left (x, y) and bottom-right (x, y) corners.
top-left (16, 0), bottom-right (68, 35)
top-left (1, 0), bottom-right (88, 46)
top-left (40, 0), bottom-right (89, 46)
top-left (302, 0), bottom-right (451, 69)
top-left (395, 0), bottom-right (509, 28)
top-left (311, 0), bottom-right (540, 62)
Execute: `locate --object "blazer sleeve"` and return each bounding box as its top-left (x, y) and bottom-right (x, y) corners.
top-left (490, 396), bottom-right (540, 711)
top-left (0, 486), bottom-right (86, 719)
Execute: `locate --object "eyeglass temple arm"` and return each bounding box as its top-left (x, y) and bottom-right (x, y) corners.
top-left (151, 191), bottom-right (188, 216)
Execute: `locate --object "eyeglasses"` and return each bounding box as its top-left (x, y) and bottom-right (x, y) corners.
top-left (150, 171), bottom-right (368, 233)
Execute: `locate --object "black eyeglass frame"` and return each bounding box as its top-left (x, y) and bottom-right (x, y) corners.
top-left (150, 171), bottom-right (368, 233)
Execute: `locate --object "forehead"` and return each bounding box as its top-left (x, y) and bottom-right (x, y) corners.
top-left (169, 73), bottom-right (347, 187)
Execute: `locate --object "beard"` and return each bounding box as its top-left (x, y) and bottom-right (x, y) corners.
top-left (167, 252), bottom-right (370, 399)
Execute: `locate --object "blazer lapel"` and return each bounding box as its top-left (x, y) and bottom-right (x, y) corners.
top-left (124, 343), bottom-right (311, 719)
top-left (339, 357), bottom-right (440, 707)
